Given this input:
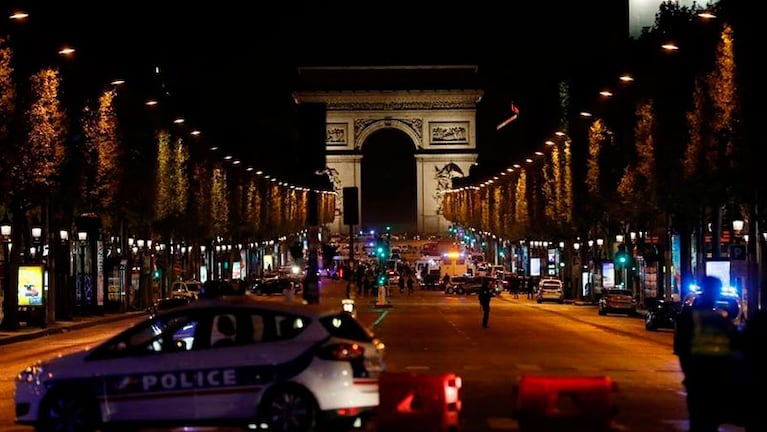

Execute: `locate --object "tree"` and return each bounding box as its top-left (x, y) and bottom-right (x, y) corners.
top-left (3, 67), bottom-right (67, 330)
top-left (14, 68), bottom-right (67, 197)
top-left (80, 89), bottom-right (121, 232)
top-left (211, 164), bottom-right (229, 239)
top-left (154, 130), bottom-right (172, 221)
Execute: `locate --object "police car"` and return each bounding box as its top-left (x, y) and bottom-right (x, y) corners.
top-left (15, 296), bottom-right (386, 432)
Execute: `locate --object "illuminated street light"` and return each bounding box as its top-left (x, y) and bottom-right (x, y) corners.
top-left (58, 47), bottom-right (75, 55)
top-left (9, 11), bottom-right (29, 20)
top-left (619, 74), bottom-right (634, 82)
top-left (732, 218), bottom-right (744, 233)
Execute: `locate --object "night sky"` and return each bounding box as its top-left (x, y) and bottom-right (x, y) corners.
top-left (2, 1), bottom-right (628, 228)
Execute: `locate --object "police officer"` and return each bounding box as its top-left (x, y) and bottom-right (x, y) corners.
top-left (478, 278), bottom-right (493, 328)
top-left (673, 276), bottom-right (741, 432)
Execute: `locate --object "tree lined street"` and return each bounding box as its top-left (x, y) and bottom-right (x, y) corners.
top-left (0, 279), bottom-right (748, 431)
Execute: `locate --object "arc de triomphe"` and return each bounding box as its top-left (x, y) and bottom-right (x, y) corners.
top-left (294, 86), bottom-right (482, 235)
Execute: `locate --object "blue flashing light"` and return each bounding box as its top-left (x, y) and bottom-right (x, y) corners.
top-left (688, 283), bottom-right (739, 297)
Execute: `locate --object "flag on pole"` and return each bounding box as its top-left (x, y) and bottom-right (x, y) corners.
top-left (496, 101), bottom-right (520, 131)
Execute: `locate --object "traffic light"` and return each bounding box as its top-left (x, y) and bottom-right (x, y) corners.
top-left (615, 251), bottom-right (629, 266)
top-left (152, 269), bottom-right (162, 280)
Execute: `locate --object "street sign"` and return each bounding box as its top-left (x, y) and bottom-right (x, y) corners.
top-left (730, 244), bottom-right (746, 261)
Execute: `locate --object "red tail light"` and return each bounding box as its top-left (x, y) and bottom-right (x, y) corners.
top-left (317, 343), bottom-right (365, 361)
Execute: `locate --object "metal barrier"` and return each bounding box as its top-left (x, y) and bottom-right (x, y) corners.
top-left (512, 375), bottom-right (618, 432)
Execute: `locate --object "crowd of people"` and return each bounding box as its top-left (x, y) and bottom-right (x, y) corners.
top-left (340, 260), bottom-right (416, 299)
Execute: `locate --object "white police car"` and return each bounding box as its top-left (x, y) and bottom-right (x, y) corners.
top-left (15, 296), bottom-right (385, 432)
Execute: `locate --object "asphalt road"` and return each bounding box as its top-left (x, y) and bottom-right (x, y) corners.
top-left (0, 278), bottom-right (747, 432)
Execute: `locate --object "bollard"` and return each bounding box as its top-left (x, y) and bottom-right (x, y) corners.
top-left (375, 285), bottom-right (393, 308)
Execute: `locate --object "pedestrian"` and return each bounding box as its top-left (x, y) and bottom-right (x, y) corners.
top-left (478, 278), bottom-right (493, 328)
top-left (407, 275), bottom-right (414, 295)
top-left (343, 264), bottom-right (351, 298)
top-left (283, 280), bottom-right (295, 303)
top-left (398, 273), bottom-right (405, 294)
top-left (673, 276), bottom-right (741, 432)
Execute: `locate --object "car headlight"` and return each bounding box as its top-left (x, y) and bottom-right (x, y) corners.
top-left (17, 362), bottom-right (46, 385)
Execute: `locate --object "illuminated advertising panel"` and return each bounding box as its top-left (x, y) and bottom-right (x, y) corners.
top-left (705, 260), bottom-right (731, 291)
top-left (602, 262), bottom-right (615, 289)
top-left (18, 265), bottom-right (44, 306)
top-left (232, 262), bottom-right (242, 280)
top-left (530, 257), bottom-right (541, 277)
top-left (582, 271), bottom-right (591, 297)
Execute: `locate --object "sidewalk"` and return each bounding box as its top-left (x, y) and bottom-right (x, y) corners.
top-left (0, 311), bottom-right (144, 346)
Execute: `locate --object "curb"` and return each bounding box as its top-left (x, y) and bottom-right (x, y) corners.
top-left (0, 312), bottom-right (144, 346)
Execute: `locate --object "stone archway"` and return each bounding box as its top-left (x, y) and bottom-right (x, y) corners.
top-left (294, 84), bottom-right (482, 235)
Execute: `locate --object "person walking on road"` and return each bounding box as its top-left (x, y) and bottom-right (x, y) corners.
top-left (478, 278), bottom-right (493, 328)
top-left (407, 275), bottom-right (414, 296)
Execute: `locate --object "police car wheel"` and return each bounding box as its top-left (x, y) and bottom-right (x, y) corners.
top-left (38, 388), bottom-right (99, 432)
top-left (259, 384), bottom-right (317, 432)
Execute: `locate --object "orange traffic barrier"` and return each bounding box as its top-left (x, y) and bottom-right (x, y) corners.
top-left (377, 371), bottom-right (462, 432)
top-left (512, 375), bottom-right (618, 432)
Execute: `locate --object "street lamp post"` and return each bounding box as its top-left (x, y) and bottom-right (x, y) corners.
top-left (1, 217), bottom-right (12, 328)
top-left (77, 230), bottom-right (87, 315)
top-left (573, 241), bottom-right (582, 300)
top-left (58, 229), bottom-right (71, 320)
top-left (588, 239), bottom-right (595, 302)
top-left (30, 220), bottom-right (42, 263)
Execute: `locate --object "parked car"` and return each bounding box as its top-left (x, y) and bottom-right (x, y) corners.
top-left (169, 280), bottom-right (203, 300)
top-left (445, 276), bottom-right (485, 295)
top-left (645, 299), bottom-right (682, 331)
top-left (536, 278), bottom-right (564, 303)
top-left (444, 275), bottom-right (470, 295)
top-left (15, 296), bottom-right (385, 432)
top-left (252, 276), bottom-right (295, 296)
top-left (146, 296), bottom-right (192, 317)
top-left (201, 279), bottom-right (248, 297)
top-left (598, 289), bottom-right (637, 316)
